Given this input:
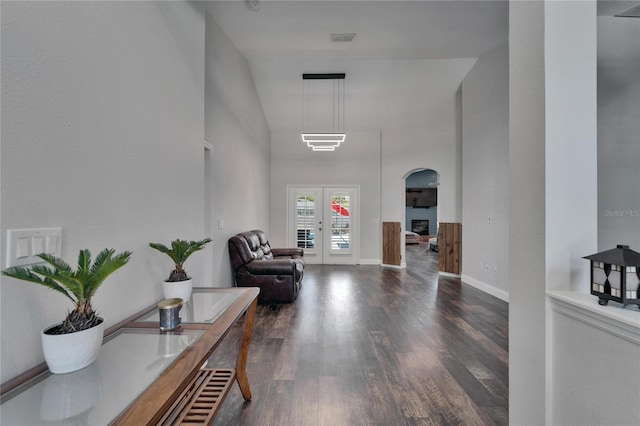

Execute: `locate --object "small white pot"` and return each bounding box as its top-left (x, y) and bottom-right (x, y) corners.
top-left (162, 278), bottom-right (193, 303)
top-left (41, 318), bottom-right (104, 374)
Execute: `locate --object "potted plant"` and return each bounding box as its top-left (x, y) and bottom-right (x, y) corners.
top-left (149, 238), bottom-right (212, 302)
top-left (2, 248), bottom-right (132, 374)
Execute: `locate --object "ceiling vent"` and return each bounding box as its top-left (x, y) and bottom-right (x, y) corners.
top-left (615, 4), bottom-right (640, 17)
top-left (245, 0), bottom-right (260, 12)
top-left (331, 33), bottom-right (356, 43)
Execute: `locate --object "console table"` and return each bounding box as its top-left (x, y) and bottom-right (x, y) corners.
top-left (0, 287), bottom-right (259, 425)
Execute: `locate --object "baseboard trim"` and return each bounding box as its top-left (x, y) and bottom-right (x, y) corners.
top-left (359, 258), bottom-right (380, 265)
top-left (381, 263), bottom-right (405, 269)
top-left (461, 274), bottom-right (509, 302)
top-left (439, 271), bottom-right (461, 278)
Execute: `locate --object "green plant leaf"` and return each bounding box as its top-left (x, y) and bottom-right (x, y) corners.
top-left (149, 238), bottom-right (211, 277)
top-left (77, 249), bottom-right (92, 275)
top-left (1, 248), bottom-right (132, 332)
top-left (2, 266), bottom-right (75, 303)
top-left (38, 252), bottom-right (72, 273)
top-left (86, 249), bottom-right (132, 299)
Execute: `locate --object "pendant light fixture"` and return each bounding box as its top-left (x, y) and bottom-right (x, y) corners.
top-left (301, 73), bottom-right (346, 151)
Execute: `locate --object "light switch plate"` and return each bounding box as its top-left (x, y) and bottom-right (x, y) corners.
top-left (6, 228), bottom-right (62, 267)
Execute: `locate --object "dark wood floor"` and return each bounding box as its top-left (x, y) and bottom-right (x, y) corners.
top-left (211, 244), bottom-right (508, 425)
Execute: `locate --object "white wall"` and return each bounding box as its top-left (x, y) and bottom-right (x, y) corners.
top-left (510, 1), bottom-right (599, 424)
top-left (204, 12), bottom-right (271, 287)
top-left (461, 43), bottom-right (509, 301)
top-left (551, 303), bottom-right (640, 425)
top-left (382, 124), bottom-right (466, 266)
top-left (1, 2), bottom-right (205, 381)
top-left (508, 1), bottom-right (547, 423)
top-left (548, 5), bottom-right (639, 425)
top-left (597, 15), bottom-right (640, 251)
top-left (378, 61), bottom-right (475, 229)
top-left (381, 121), bottom-right (466, 226)
top-left (545, 1), bottom-right (598, 295)
top-left (378, 59), bottom-right (473, 265)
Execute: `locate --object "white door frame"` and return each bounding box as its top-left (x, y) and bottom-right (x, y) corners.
top-left (287, 185), bottom-right (359, 265)
top-left (203, 141), bottom-right (214, 286)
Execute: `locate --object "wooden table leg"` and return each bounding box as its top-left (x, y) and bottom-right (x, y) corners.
top-left (235, 298), bottom-right (257, 400)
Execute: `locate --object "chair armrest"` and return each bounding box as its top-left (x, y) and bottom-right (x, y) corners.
top-left (244, 259), bottom-right (300, 275)
top-left (271, 247), bottom-right (304, 258)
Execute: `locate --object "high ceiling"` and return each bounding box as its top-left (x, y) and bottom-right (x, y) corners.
top-left (205, 1), bottom-right (509, 133)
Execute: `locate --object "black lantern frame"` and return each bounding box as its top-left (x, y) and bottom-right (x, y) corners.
top-left (584, 245), bottom-right (640, 308)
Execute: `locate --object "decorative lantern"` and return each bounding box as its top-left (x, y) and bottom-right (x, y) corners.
top-left (583, 245), bottom-right (640, 308)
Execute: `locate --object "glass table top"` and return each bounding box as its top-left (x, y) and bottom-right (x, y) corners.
top-left (0, 327), bottom-right (204, 426)
top-left (0, 288), bottom-right (249, 425)
top-left (134, 289), bottom-right (240, 325)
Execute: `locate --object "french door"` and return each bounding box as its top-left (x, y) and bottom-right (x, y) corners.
top-left (288, 186), bottom-right (358, 264)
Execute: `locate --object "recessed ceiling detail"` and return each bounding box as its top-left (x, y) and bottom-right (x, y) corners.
top-left (204, 1), bottom-right (508, 133)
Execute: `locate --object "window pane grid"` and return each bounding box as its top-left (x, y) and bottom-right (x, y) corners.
top-left (296, 195), bottom-right (315, 249)
top-left (330, 194), bottom-right (350, 251)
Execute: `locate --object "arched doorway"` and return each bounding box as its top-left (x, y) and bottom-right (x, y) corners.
top-left (404, 169), bottom-right (439, 263)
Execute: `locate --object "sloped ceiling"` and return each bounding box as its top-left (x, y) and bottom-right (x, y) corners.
top-left (205, 1), bottom-right (509, 133)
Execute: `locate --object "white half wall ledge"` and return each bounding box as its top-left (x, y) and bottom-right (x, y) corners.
top-left (359, 259), bottom-right (381, 265)
top-left (461, 274), bottom-right (509, 302)
top-left (548, 291), bottom-right (640, 346)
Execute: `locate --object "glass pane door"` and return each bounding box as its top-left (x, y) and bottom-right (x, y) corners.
top-left (291, 188), bottom-right (323, 263)
top-left (289, 186), bottom-right (358, 265)
top-left (296, 194), bottom-right (317, 250)
top-left (328, 192), bottom-right (351, 253)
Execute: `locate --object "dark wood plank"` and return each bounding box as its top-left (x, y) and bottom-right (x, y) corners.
top-left (212, 246), bottom-right (508, 425)
top-left (439, 222), bottom-right (462, 274)
top-left (383, 221), bottom-right (402, 265)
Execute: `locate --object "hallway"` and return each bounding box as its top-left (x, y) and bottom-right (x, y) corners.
top-left (213, 245), bottom-right (508, 425)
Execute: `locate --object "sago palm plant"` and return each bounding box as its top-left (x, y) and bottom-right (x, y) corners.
top-left (2, 248), bottom-right (132, 334)
top-left (149, 238), bottom-right (212, 282)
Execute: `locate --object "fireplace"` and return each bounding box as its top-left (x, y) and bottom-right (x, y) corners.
top-left (411, 220), bottom-right (430, 235)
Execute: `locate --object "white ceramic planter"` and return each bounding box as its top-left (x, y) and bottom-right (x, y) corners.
top-left (41, 318), bottom-right (104, 374)
top-left (162, 278), bottom-right (193, 303)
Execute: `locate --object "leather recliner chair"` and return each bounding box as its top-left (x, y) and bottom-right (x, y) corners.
top-left (228, 230), bottom-right (304, 304)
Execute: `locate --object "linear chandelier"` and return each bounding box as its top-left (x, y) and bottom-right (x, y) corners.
top-left (301, 73), bottom-right (345, 151)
